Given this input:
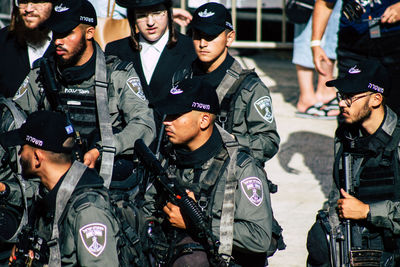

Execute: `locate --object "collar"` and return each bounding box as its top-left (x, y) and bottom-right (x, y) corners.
top-left (57, 44), bottom-right (96, 84)
top-left (192, 53), bottom-right (234, 89)
top-left (26, 31), bottom-right (52, 50)
top-left (139, 29), bottom-right (169, 53)
top-left (173, 127), bottom-right (223, 168)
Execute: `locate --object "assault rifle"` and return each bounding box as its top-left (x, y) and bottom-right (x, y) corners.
top-left (134, 139), bottom-right (228, 267)
top-left (39, 58), bottom-right (84, 162)
top-left (10, 225), bottom-right (49, 267)
top-left (334, 153), bottom-right (381, 267)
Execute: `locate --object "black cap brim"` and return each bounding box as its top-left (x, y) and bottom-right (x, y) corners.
top-left (0, 129), bottom-right (25, 149)
top-left (326, 78), bottom-right (369, 95)
top-left (152, 102), bottom-right (192, 116)
top-left (190, 23), bottom-right (226, 36)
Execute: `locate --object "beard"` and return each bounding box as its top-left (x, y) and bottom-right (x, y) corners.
top-left (55, 34), bottom-right (87, 68)
top-left (20, 157), bottom-right (35, 179)
top-left (12, 15), bottom-right (50, 47)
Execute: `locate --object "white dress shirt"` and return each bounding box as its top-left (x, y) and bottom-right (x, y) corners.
top-left (139, 30), bottom-right (169, 85)
top-left (27, 32), bottom-right (52, 68)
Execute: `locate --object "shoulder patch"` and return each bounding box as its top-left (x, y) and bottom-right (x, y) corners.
top-left (126, 77), bottom-right (146, 101)
top-left (79, 223), bottom-right (107, 257)
top-left (13, 76), bottom-right (30, 101)
top-left (254, 96), bottom-right (273, 123)
top-left (240, 177), bottom-right (263, 207)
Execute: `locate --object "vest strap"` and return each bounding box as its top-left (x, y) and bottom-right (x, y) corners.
top-left (94, 42), bottom-right (115, 188)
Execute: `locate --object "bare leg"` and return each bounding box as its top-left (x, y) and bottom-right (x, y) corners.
top-left (315, 60), bottom-right (337, 103)
top-left (316, 60), bottom-right (339, 116)
top-left (296, 65), bottom-right (318, 113)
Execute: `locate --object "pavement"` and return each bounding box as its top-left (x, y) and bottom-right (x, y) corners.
top-left (233, 49), bottom-right (338, 266)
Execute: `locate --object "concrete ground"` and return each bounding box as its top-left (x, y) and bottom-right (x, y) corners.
top-left (233, 49), bottom-right (338, 266)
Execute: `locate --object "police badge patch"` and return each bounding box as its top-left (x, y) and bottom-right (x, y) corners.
top-left (254, 96), bottom-right (273, 123)
top-left (13, 76), bottom-right (30, 101)
top-left (240, 177), bottom-right (263, 207)
top-left (79, 223), bottom-right (107, 257)
top-left (126, 77), bottom-right (146, 101)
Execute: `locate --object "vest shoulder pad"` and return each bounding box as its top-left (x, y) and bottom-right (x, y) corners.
top-left (236, 150), bottom-right (252, 168)
top-left (71, 188), bottom-right (107, 212)
top-left (106, 55), bottom-right (132, 72)
top-left (241, 72), bottom-right (260, 92)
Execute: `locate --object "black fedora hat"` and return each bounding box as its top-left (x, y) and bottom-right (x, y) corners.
top-left (116, 0), bottom-right (171, 8)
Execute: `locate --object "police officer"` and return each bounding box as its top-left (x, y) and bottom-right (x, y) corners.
top-left (0, 0), bottom-right (53, 98)
top-left (307, 59), bottom-right (400, 266)
top-left (105, 0), bottom-right (196, 105)
top-left (172, 2), bottom-right (280, 166)
top-left (142, 77), bottom-right (273, 266)
top-left (1, 110), bottom-right (119, 266)
top-left (312, 0), bottom-right (400, 115)
top-left (10, 0), bottom-right (155, 182)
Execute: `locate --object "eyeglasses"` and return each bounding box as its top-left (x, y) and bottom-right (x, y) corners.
top-left (135, 10), bottom-right (167, 23)
top-left (336, 92), bottom-right (374, 107)
top-left (15, 0), bottom-right (49, 7)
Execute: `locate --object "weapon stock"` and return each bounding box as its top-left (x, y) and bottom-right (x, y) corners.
top-left (134, 139), bottom-right (228, 267)
top-left (39, 58), bottom-right (84, 162)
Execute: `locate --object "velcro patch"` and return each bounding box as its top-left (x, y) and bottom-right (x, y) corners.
top-left (254, 96), bottom-right (273, 123)
top-left (240, 177), bottom-right (263, 207)
top-left (79, 223), bottom-right (107, 257)
top-left (126, 77), bottom-right (146, 101)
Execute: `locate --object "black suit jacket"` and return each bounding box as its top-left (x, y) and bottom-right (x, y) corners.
top-left (0, 27), bottom-right (31, 98)
top-left (0, 27), bottom-right (54, 98)
top-left (105, 32), bottom-right (196, 104)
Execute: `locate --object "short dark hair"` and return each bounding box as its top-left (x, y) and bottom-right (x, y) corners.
top-left (44, 137), bottom-right (75, 164)
top-left (126, 4), bottom-right (178, 51)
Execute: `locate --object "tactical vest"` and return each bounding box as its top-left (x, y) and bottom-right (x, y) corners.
top-left (334, 122), bottom-right (400, 204)
top-left (58, 83), bottom-right (97, 139)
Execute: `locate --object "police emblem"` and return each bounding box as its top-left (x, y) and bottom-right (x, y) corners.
top-left (254, 96), bottom-right (273, 123)
top-left (79, 223), bottom-right (107, 257)
top-left (127, 77), bottom-right (146, 101)
top-left (13, 76), bottom-right (30, 101)
top-left (240, 177), bottom-right (263, 207)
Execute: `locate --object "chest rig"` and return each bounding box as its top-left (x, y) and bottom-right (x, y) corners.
top-left (335, 120), bottom-right (400, 204)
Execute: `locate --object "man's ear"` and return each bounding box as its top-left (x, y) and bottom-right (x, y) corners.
top-left (371, 93), bottom-right (383, 108)
top-left (33, 149), bottom-right (44, 168)
top-left (86, 26), bottom-right (95, 40)
top-left (226, 30), bottom-right (235, 47)
top-left (199, 112), bottom-right (213, 130)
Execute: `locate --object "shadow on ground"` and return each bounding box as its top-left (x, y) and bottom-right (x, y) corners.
top-left (278, 131), bottom-right (334, 198)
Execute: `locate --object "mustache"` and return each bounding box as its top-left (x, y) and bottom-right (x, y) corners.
top-left (55, 45), bottom-right (67, 52)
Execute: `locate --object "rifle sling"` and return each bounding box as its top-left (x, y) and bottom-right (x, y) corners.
top-left (48, 161), bottom-right (87, 267)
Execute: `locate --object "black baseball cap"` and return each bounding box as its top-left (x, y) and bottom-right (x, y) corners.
top-left (153, 77), bottom-right (220, 115)
top-left (1, 111), bottom-right (75, 153)
top-left (190, 2), bottom-right (233, 36)
top-left (116, 0), bottom-right (171, 8)
top-left (46, 0), bottom-right (97, 34)
top-left (326, 59), bottom-right (390, 96)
